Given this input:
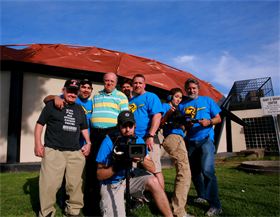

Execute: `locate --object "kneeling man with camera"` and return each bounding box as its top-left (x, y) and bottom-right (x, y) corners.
top-left (96, 110), bottom-right (173, 217)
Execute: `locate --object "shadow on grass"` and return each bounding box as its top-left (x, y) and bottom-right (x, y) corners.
top-left (22, 176), bottom-right (67, 216)
top-left (23, 176), bottom-right (40, 216)
top-left (187, 195), bottom-right (209, 211)
top-left (141, 191), bottom-right (167, 217)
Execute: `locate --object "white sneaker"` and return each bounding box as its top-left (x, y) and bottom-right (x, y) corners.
top-left (194, 197), bottom-right (208, 204)
top-left (205, 207), bottom-right (222, 216)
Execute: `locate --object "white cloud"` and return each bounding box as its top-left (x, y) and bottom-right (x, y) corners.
top-left (173, 55), bottom-right (196, 64)
top-left (171, 41), bottom-right (280, 96)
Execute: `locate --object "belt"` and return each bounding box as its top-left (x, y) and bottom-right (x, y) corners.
top-left (91, 126), bottom-right (116, 134)
top-left (46, 146), bottom-right (80, 152)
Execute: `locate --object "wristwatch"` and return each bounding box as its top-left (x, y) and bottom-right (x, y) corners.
top-left (146, 133), bottom-right (154, 139)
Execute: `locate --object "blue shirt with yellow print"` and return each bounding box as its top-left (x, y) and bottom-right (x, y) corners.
top-left (76, 96), bottom-right (93, 127)
top-left (179, 96), bottom-right (221, 142)
top-left (129, 92), bottom-right (163, 138)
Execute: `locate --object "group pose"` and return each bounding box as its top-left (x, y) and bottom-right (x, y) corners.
top-left (34, 73), bottom-right (222, 217)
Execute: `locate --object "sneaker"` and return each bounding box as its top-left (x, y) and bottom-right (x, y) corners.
top-left (194, 197), bottom-right (208, 204)
top-left (138, 195), bottom-right (150, 203)
top-left (205, 207), bottom-right (222, 216)
top-left (130, 200), bottom-right (144, 209)
top-left (129, 196), bottom-right (146, 210)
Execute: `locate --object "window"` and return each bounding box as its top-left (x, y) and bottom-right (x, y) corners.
top-left (243, 116), bottom-right (278, 152)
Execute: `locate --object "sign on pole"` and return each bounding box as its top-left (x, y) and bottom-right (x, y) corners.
top-left (260, 96), bottom-right (280, 116)
top-left (260, 96), bottom-right (280, 153)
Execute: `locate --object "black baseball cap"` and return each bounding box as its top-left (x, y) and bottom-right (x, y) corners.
top-left (118, 110), bottom-right (136, 126)
top-left (64, 79), bottom-right (79, 90)
top-left (79, 79), bottom-right (92, 87)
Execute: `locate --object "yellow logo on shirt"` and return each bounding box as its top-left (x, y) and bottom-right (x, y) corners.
top-left (184, 106), bottom-right (206, 118)
top-left (129, 103), bottom-right (137, 113)
top-left (81, 106), bottom-right (92, 115)
top-left (184, 106), bottom-right (197, 119)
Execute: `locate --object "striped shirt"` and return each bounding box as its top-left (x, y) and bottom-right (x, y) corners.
top-left (90, 89), bottom-right (129, 128)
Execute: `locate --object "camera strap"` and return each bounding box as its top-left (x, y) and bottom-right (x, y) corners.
top-left (108, 132), bottom-right (137, 148)
top-left (108, 132), bottom-right (122, 147)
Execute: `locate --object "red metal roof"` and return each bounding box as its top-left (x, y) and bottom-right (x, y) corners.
top-left (1, 44), bottom-right (223, 102)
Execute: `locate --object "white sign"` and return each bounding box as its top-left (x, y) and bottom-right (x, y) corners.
top-left (260, 96), bottom-right (280, 115)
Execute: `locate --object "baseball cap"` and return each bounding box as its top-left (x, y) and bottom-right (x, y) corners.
top-left (118, 110), bottom-right (136, 126)
top-left (64, 79), bottom-right (79, 90)
top-left (79, 79), bottom-right (92, 87)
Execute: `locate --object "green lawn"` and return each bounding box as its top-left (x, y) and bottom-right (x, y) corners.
top-left (0, 157), bottom-right (279, 217)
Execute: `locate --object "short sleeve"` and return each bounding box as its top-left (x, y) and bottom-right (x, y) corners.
top-left (37, 101), bottom-right (52, 126)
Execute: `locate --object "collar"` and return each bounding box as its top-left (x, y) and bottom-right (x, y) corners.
top-left (187, 95), bottom-right (199, 102)
top-left (99, 88), bottom-right (117, 96)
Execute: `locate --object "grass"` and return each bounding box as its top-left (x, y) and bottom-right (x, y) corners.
top-left (0, 157), bottom-right (279, 217)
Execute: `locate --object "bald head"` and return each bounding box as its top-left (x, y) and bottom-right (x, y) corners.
top-left (103, 72), bottom-right (118, 93)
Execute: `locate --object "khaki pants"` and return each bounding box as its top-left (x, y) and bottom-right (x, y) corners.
top-left (100, 169), bottom-right (152, 217)
top-left (39, 147), bottom-right (85, 217)
top-left (162, 134), bottom-right (192, 217)
top-left (149, 140), bottom-right (162, 173)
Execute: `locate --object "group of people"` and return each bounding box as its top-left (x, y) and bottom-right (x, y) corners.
top-left (34, 72), bottom-right (222, 217)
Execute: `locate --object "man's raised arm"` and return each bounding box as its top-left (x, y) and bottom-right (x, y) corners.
top-left (43, 95), bottom-right (65, 109)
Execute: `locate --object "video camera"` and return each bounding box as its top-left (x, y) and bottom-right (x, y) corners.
top-left (111, 136), bottom-right (146, 214)
top-left (162, 110), bottom-right (200, 130)
top-left (112, 136), bottom-right (146, 163)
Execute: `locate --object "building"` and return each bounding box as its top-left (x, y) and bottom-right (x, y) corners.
top-left (2, 44), bottom-right (278, 170)
top-left (216, 77), bottom-right (279, 154)
top-left (0, 44), bottom-right (223, 167)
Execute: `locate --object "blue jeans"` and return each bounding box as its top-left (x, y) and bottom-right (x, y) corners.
top-left (187, 136), bottom-right (221, 209)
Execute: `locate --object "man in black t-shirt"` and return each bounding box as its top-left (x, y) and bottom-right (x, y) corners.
top-left (34, 79), bottom-right (91, 217)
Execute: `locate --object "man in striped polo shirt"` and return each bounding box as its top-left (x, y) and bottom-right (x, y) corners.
top-left (84, 72), bottom-right (128, 216)
top-left (90, 72), bottom-right (129, 130)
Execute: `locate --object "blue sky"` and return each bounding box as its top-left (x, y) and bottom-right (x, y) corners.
top-left (1, 0), bottom-right (279, 96)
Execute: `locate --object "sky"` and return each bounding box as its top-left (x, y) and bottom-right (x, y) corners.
top-left (1, 0), bottom-right (279, 96)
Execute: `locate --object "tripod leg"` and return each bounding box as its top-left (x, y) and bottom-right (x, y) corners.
top-left (125, 168), bottom-right (131, 215)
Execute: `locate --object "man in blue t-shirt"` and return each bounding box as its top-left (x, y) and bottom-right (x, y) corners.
top-left (129, 74), bottom-right (164, 189)
top-left (179, 78), bottom-right (222, 217)
top-left (96, 110), bottom-right (172, 217)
